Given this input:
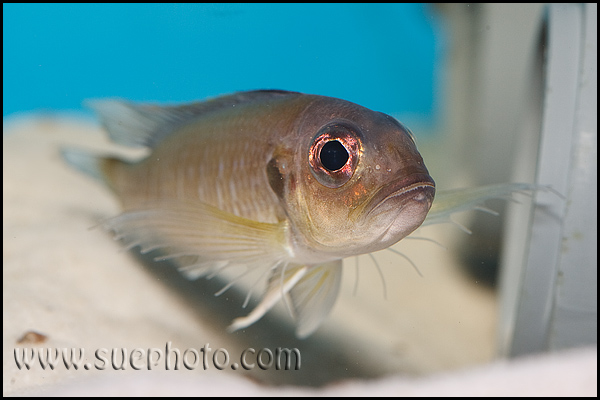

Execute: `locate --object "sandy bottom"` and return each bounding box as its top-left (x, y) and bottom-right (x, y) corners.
top-left (3, 116), bottom-right (596, 395)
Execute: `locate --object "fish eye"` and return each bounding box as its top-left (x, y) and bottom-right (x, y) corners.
top-left (309, 122), bottom-right (362, 188)
top-left (320, 140), bottom-right (349, 172)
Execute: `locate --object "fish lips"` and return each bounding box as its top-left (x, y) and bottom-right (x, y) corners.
top-left (363, 173), bottom-right (436, 222)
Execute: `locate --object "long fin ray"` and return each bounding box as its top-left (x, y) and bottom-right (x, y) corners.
top-left (177, 260), bottom-right (229, 280)
top-left (424, 183), bottom-right (543, 227)
top-left (227, 265), bottom-right (307, 334)
top-left (226, 261), bottom-right (342, 338)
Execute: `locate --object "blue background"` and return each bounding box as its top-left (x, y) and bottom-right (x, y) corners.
top-left (3, 4), bottom-right (445, 126)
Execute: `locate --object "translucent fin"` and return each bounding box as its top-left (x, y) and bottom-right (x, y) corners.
top-left (287, 260), bottom-right (343, 338)
top-left (101, 199), bottom-right (289, 273)
top-left (227, 265), bottom-right (308, 333)
top-left (60, 147), bottom-right (105, 182)
top-left (226, 260), bottom-right (342, 338)
top-left (86, 90), bottom-right (300, 149)
top-left (424, 183), bottom-right (542, 227)
top-left (177, 260), bottom-right (229, 280)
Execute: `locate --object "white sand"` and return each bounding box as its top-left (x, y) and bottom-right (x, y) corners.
top-left (3, 116), bottom-right (596, 396)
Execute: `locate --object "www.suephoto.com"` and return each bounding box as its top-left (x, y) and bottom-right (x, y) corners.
top-left (14, 342), bottom-right (301, 371)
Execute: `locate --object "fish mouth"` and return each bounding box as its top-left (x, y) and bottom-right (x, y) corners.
top-left (363, 173), bottom-right (436, 219)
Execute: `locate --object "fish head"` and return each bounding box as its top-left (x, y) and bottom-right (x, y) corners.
top-left (268, 95), bottom-right (435, 261)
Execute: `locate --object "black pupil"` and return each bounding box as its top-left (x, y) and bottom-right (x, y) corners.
top-left (320, 140), bottom-right (349, 171)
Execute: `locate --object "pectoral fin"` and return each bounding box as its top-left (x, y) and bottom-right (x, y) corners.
top-left (101, 199), bottom-right (289, 277)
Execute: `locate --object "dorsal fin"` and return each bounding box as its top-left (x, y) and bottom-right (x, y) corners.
top-left (86, 90), bottom-right (301, 149)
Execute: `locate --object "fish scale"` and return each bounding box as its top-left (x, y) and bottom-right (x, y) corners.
top-left (115, 118), bottom-right (284, 225)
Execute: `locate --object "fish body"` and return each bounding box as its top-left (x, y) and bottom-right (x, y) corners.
top-left (63, 90), bottom-right (533, 338)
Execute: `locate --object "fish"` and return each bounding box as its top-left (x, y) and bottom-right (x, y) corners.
top-left (62, 90), bottom-right (539, 338)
